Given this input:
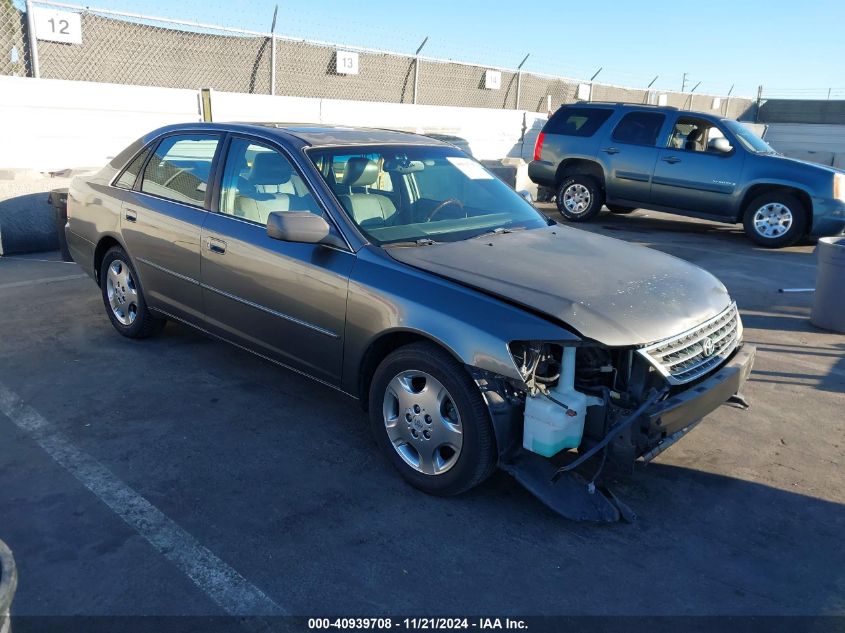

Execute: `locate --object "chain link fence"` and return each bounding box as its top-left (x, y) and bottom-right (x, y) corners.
top-left (1, 0), bottom-right (754, 116)
top-left (0, 0), bottom-right (28, 77)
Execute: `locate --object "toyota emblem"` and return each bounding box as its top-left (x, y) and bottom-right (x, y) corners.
top-left (701, 337), bottom-right (716, 357)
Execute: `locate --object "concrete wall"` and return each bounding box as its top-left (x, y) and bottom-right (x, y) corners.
top-left (0, 76), bottom-right (548, 171)
top-left (757, 100), bottom-right (845, 124)
top-left (211, 91), bottom-right (548, 162)
top-left (763, 123), bottom-right (845, 168)
top-left (0, 76), bottom-right (202, 170)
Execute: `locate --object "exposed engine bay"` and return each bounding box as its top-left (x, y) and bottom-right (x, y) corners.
top-left (473, 336), bottom-right (755, 522)
top-left (509, 341), bottom-right (668, 474)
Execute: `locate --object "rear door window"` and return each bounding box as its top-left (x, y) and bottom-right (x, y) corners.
top-left (611, 112), bottom-right (666, 146)
top-left (544, 107), bottom-right (613, 137)
top-left (140, 134), bottom-right (221, 207)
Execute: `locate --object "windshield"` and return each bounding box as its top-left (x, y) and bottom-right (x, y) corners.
top-left (307, 144), bottom-right (547, 245)
top-left (723, 120), bottom-right (775, 154)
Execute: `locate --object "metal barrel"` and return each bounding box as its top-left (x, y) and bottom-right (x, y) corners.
top-left (811, 236), bottom-right (845, 334)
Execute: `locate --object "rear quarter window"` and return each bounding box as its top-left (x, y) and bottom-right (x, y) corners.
top-left (113, 147), bottom-right (151, 190)
top-left (611, 112), bottom-right (666, 146)
top-left (544, 107), bottom-right (613, 137)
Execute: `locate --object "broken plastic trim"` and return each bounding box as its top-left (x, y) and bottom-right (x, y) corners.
top-left (551, 388), bottom-right (667, 482)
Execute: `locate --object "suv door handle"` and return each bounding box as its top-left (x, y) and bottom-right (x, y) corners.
top-left (662, 156), bottom-right (681, 164)
top-left (602, 147), bottom-right (620, 154)
top-left (125, 208), bottom-right (138, 222)
top-left (206, 237), bottom-right (227, 255)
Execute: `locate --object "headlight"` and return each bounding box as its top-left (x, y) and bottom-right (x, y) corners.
top-left (834, 173), bottom-right (845, 202)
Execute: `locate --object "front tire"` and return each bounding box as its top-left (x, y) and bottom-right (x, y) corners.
top-left (742, 193), bottom-right (807, 248)
top-left (556, 175), bottom-right (604, 221)
top-left (369, 342), bottom-right (497, 496)
top-left (100, 247), bottom-right (166, 338)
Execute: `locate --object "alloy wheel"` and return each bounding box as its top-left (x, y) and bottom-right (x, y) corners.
top-left (106, 259), bottom-right (138, 326)
top-left (753, 203), bottom-right (793, 239)
top-left (563, 183), bottom-right (592, 215)
top-left (382, 371), bottom-right (463, 475)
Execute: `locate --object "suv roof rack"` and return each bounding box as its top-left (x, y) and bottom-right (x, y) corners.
top-left (568, 101), bottom-right (679, 110)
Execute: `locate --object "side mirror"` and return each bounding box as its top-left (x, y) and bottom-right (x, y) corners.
top-left (708, 137), bottom-right (733, 154)
top-left (517, 189), bottom-right (534, 204)
top-left (266, 211), bottom-right (332, 244)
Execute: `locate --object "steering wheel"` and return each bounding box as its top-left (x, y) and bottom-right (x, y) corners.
top-left (426, 198), bottom-right (466, 222)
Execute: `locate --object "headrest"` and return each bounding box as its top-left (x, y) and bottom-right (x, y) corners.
top-left (342, 157), bottom-right (378, 187)
top-left (249, 152), bottom-right (292, 185)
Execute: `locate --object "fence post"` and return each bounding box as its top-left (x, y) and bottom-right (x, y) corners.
top-left (270, 35), bottom-right (276, 95)
top-left (755, 85), bottom-right (763, 123)
top-left (269, 5), bottom-right (277, 95)
top-left (24, 0), bottom-right (40, 78)
top-left (412, 37), bottom-right (428, 105)
top-left (514, 54), bottom-right (529, 111)
top-left (413, 58), bottom-right (419, 104)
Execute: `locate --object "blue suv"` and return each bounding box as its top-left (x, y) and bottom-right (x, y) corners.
top-left (529, 103), bottom-right (845, 247)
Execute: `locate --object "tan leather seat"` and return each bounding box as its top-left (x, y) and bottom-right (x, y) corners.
top-left (235, 152), bottom-right (294, 224)
top-left (336, 157), bottom-right (395, 225)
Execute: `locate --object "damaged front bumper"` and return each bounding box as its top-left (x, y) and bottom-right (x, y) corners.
top-left (497, 343), bottom-right (756, 522)
top-left (642, 343), bottom-right (756, 457)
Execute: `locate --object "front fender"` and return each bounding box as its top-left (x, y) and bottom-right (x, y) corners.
top-left (341, 246), bottom-right (577, 395)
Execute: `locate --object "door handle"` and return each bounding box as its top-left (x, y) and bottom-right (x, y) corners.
top-left (602, 147), bottom-right (620, 154)
top-left (662, 156), bottom-right (681, 164)
top-left (206, 237), bottom-right (227, 255)
top-left (124, 208), bottom-right (137, 222)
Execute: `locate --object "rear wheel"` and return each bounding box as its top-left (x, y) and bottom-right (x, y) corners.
top-left (100, 247), bottom-right (166, 338)
top-left (606, 204), bottom-right (636, 214)
top-left (556, 175), bottom-right (604, 221)
top-left (742, 192), bottom-right (807, 248)
top-left (369, 342), bottom-right (497, 496)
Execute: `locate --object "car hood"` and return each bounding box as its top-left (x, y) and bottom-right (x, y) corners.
top-left (766, 153), bottom-right (845, 175)
top-left (385, 225), bottom-right (732, 347)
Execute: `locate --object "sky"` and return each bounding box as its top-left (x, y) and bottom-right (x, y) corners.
top-left (41, 0), bottom-right (845, 98)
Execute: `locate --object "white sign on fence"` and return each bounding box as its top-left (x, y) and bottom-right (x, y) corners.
top-left (33, 7), bottom-right (82, 45)
top-left (577, 83), bottom-right (591, 101)
top-left (484, 70), bottom-right (501, 90)
top-left (336, 51), bottom-right (359, 75)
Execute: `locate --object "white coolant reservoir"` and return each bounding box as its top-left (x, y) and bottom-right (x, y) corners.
top-left (522, 347), bottom-right (603, 457)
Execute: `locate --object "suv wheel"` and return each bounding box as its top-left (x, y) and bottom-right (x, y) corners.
top-left (369, 342), bottom-right (497, 496)
top-left (607, 204), bottom-right (636, 214)
top-left (742, 192), bottom-right (807, 248)
top-left (556, 175), bottom-right (604, 221)
top-left (100, 247), bottom-right (166, 338)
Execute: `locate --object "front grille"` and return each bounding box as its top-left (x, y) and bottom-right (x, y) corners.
top-left (638, 303), bottom-right (741, 385)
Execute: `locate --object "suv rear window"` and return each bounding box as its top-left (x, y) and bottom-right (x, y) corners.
top-left (544, 107), bottom-right (612, 137)
top-left (611, 112), bottom-right (666, 146)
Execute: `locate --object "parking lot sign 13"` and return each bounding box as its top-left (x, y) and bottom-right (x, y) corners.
top-left (33, 8), bottom-right (83, 45)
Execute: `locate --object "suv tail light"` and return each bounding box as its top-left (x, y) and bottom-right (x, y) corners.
top-left (533, 132), bottom-right (545, 161)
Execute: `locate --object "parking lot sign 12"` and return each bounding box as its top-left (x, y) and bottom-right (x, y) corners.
top-left (33, 8), bottom-right (82, 45)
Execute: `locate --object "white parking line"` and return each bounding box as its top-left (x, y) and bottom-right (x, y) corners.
top-left (0, 382), bottom-right (286, 617)
top-left (0, 274), bottom-right (86, 290)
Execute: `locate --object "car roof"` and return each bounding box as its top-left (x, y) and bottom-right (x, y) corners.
top-left (143, 122), bottom-right (447, 148)
top-left (563, 101), bottom-right (729, 120)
